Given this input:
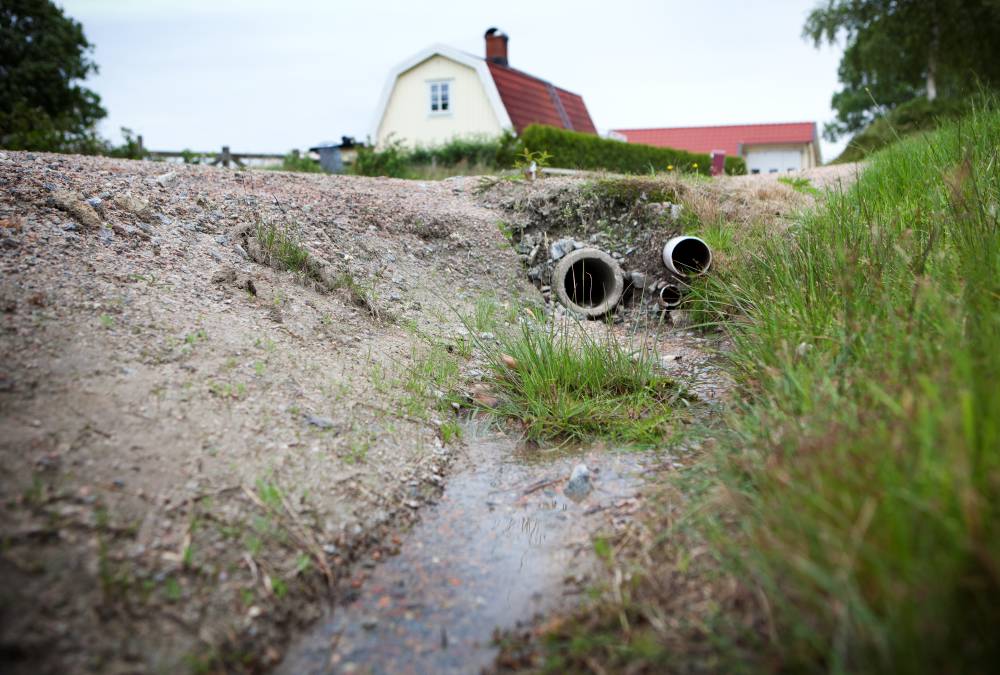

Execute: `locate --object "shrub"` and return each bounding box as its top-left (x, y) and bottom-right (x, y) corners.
top-left (408, 131), bottom-right (516, 168)
top-left (351, 138), bottom-right (410, 178)
top-left (518, 124), bottom-right (746, 176)
top-left (279, 149), bottom-right (323, 173)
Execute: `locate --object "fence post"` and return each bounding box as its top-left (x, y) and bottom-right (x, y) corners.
top-left (221, 146), bottom-right (232, 167)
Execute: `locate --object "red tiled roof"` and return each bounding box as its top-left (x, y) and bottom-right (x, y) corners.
top-left (612, 122), bottom-right (817, 156)
top-left (486, 62), bottom-right (597, 135)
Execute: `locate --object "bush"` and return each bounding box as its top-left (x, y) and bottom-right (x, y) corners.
top-left (518, 124), bottom-right (746, 176)
top-left (351, 139), bottom-right (410, 178)
top-left (408, 131), bottom-right (517, 168)
top-left (279, 150), bottom-right (323, 173)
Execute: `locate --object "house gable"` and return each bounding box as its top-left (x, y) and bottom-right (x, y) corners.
top-left (372, 45), bottom-right (512, 147)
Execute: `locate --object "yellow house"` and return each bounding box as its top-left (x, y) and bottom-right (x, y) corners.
top-left (372, 28), bottom-right (597, 148)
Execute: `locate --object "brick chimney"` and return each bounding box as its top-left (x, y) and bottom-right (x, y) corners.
top-left (484, 27), bottom-right (508, 66)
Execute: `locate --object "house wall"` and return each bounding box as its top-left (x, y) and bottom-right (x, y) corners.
top-left (377, 55), bottom-right (502, 148)
top-left (744, 142), bottom-right (818, 174)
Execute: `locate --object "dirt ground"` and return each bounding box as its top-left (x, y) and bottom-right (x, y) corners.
top-left (0, 154), bottom-right (847, 673)
top-left (0, 152), bottom-right (536, 673)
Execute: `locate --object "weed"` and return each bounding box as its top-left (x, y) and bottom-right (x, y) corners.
top-left (440, 420), bottom-right (462, 445)
top-left (255, 220), bottom-right (312, 273)
top-left (481, 319), bottom-right (686, 444)
top-left (255, 478), bottom-right (282, 510)
top-left (163, 577), bottom-right (182, 602)
top-left (332, 271), bottom-right (381, 320)
top-left (184, 329), bottom-right (207, 346)
top-left (99, 313), bottom-right (114, 329)
top-left (777, 175), bottom-right (820, 197)
top-left (472, 294), bottom-right (501, 334)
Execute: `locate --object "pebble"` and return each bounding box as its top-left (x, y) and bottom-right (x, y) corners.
top-left (155, 171), bottom-right (179, 187)
top-left (564, 464), bottom-right (592, 501)
top-left (305, 415), bottom-right (335, 429)
top-left (549, 237), bottom-right (577, 261)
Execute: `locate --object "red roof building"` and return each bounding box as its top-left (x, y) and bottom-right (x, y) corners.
top-left (372, 29), bottom-right (596, 148)
top-left (612, 122), bottom-right (822, 173)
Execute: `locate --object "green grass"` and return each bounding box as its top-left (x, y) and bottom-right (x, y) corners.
top-left (255, 220), bottom-right (313, 276)
top-left (530, 103), bottom-right (1000, 674)
top-left (481, 319), bottom-right (686, 444)
top-left (704, 103), bottom-right (1000, 673)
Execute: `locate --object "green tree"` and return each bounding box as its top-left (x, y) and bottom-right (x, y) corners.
top-left (0, 0), bottom-right (107, 151)
top-left (805, 0), bottom-right (1000, 139)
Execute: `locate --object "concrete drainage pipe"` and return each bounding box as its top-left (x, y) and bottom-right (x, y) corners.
top-left (553, 248), bottom-right (625, 318)
top-left (662, 236), bottom-right (712, 276)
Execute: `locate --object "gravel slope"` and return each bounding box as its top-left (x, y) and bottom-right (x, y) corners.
top-left (0, 152), bottom-right (530, 673)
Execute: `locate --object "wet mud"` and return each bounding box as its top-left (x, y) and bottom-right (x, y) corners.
top-left (277, 423), bottom-right (656, 674)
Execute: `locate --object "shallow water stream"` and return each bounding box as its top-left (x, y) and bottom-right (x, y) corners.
top-left (276, 424), bottom-right (657, 674)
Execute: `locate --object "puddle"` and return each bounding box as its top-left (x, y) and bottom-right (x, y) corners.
top-left (277, 423), bottom-right (657, 674)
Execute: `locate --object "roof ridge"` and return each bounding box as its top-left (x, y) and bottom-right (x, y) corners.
top-left (613, 121), bottom-right (816, 132)
top-left (546, 83), bottom-right (573, 130)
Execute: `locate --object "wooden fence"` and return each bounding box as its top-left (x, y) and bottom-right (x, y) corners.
top-left (147, 145), bottom-right (286, 167)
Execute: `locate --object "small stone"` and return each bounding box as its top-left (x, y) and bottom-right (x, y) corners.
top-left (549, 237), bottom-right (576, 261)
top-left (630, 271), bottom-right (647, 289)
top-left (155, 171), bottom-right (179, 187)
top-left (362, 618), bottom-right (378, 630)
top-left (564, 464), bottom-right (592, 501)
top-left (305, 415), bottom-right (335, 429)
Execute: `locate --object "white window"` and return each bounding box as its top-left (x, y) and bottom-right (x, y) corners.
top-left (429, 81), bottom-right (451, 114)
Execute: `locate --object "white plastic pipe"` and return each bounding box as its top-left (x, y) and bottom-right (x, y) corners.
top-left (658, 283), bottom-right (683, 309)
top-left (662, 236), bottom-right (712, 276)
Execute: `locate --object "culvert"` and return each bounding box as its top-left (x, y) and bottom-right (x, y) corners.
top-left (662, 236), bottom-right (712, 276)
top-left (553, 248), bottom-right (624, 318)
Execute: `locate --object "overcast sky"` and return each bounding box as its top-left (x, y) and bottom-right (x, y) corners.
top-left (60, 0), bottom-right (850, 161)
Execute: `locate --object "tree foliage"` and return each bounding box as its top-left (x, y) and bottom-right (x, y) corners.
top-left (0, 0), bottom-right (107, 151)
top-left (805, 0), bottom-right (1000, 139)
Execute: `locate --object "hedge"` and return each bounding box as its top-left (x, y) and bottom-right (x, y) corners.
top-left (518, 124), bottom-right (746, 176)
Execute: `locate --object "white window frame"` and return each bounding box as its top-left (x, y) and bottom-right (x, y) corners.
top-left (427, 79), bottom-right (453, 116)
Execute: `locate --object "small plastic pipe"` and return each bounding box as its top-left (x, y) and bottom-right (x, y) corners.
top-left (662, 236), bottom-right (712, 276)
top-left (657, 283), bottom-right (683, 309)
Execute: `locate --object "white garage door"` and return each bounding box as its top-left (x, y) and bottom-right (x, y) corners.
top-left (746, 148), bottom-right (802, 174)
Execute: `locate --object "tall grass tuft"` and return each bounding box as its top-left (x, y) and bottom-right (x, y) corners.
top-left (481, 319), bottom-right (685, 445)
top-left (704, 103), bottom-right (1000, 672)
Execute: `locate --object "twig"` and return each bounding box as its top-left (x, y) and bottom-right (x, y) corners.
top-left (522, 477), bottom-right (562, 495)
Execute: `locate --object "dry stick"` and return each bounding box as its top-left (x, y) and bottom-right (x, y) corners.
top-left (522, 476), bottom-right (562, 495)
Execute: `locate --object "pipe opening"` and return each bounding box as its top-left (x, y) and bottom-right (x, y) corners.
top-left (659, 284), bottom-right (682, 309)
top-left (663, 236), bottom-right (712, 276)
top-left (553, 248), bottom-right (625, 318)
top-left (564, 258), bottom-right (615, 308)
